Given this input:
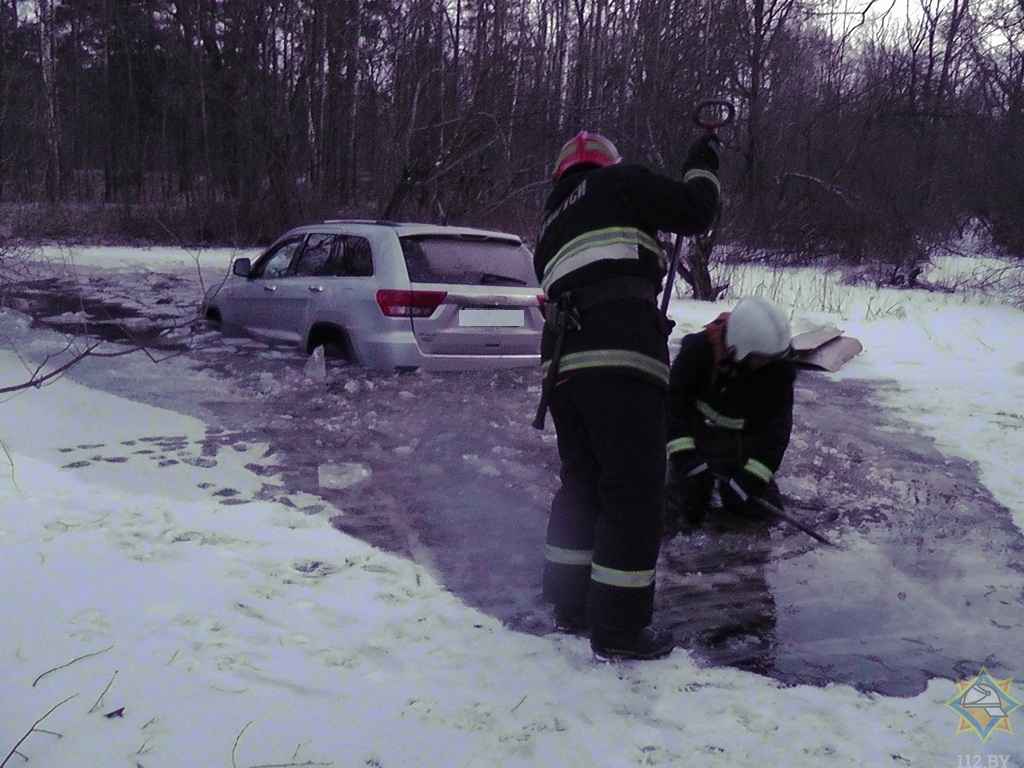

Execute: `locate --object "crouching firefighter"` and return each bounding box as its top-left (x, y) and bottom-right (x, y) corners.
top-left (664, 297), bottom-right (796, 537)
top-left (532, 130), bottom-right (720, 661)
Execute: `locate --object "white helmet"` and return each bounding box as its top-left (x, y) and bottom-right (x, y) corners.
top-left (725, 297), bottom-right (791, 362)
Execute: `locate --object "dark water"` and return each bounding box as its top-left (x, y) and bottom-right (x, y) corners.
top-left (8, 274), bottom-right (1024, 697)
top-left (1, 277), bottom-right (193, 349)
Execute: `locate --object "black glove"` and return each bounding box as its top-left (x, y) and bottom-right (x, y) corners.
top-left (667, 460), bottom-right (708, 536)
top-left (664, 453), bottom-right (711, 536)
top-left (683, 134), bottom-right (720, 173)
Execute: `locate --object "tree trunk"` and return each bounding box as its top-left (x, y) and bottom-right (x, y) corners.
top-left (685, 221), bottom-right (727, 302)
top-left (39, 0), bottom-right (62, 201)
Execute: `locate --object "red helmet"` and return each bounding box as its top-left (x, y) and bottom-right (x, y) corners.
top-left (552, 131), bottom-right (621, 183)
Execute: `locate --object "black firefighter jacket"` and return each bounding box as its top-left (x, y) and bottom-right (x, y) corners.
top-left (533, 161), bottom-right (719, 391)
top-left (666, 326), bottom-right (796, 488)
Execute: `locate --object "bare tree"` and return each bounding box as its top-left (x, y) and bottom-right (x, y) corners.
top-left (971, 0), bottom-right (1024, 252)
top-left (38, 0), bottom-right (62, 200)
top-left (0, 0), bottom-right (1018, 267)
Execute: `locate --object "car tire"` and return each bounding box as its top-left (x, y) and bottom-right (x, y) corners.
top-left (307, 326), bottom-right (353, 363)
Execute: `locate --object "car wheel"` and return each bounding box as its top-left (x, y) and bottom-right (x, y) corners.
top-left (307, 326), bottom-right (353, 363)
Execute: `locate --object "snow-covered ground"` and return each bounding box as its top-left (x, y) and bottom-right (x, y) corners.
top-left (1, 244), bottom-right (1022, 767)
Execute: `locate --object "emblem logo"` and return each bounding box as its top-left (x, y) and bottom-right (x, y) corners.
top-left (946, 668), bottom-right (1020, 742)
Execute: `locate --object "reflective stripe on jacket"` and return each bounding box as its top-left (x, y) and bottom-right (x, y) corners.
top-left (541, 227), bottom-right (661, 293)
top-left (534, 162), bottom-right (719, 389)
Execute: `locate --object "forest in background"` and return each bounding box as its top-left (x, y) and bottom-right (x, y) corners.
top-left (1, 0), bottom-right (1022, 281)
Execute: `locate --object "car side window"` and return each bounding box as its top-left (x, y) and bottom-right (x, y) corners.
top-left (288, 234), bottom-right (373, 278)
top-left (339, 236), bottom-right (374, 277)
top-left (294, 233), bottom-right (334, 277)
top-left (254, 237), bottom-right (305, 279)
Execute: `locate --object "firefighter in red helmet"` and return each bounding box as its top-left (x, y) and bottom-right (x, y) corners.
top-left (533, 129), bottom-right (720, 660)
top-left (551, 131), bottom-right (623, 182)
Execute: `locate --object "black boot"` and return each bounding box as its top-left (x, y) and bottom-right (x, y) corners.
top-left (553, 604), bottom-right (589, 634)
top-left (664, 505), bottom-right (706, 538)
top-left (591, 626), bottom-right (675, 661)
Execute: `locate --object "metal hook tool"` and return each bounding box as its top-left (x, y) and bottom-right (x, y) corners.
top-left (692, 98), bottom-right (736, 133)
top-left (660, 99), bottom-right (736, 317)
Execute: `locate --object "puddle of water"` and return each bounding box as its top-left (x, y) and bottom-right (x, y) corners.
top-left (768, 532), bottom-right (1023, 695)
top-left (12, 268), bottom-right (1022, 698)
top-left (658, 523), bottom-right (785, 677)
top-left (1, 278), bottom-right (189, 349)
top-left (656, 513), bottom-right (1024, 698)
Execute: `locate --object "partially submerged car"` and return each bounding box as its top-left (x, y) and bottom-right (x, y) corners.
top-left (201, 220), bottom-right (543, 371)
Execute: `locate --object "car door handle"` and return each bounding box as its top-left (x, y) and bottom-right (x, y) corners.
top-left (308, 286), bottom-right (324, 293)
top-left (263, 285), bottom-right (277, 292)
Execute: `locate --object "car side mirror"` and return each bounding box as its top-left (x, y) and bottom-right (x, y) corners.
top-left (232, 257), bottom-right (252, 278)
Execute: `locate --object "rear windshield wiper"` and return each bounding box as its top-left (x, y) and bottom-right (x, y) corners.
top-left (480, 272), bottom-right (528, 286)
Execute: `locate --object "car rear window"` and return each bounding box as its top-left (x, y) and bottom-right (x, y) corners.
top-left (400, 235), bottom-right (537, 287)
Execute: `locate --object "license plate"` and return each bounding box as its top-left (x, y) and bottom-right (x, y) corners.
top-left (458, 309), bottom-right (525, 327)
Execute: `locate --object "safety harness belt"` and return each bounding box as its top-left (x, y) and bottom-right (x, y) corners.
top-left (532, 277), bottom-right (658, 430)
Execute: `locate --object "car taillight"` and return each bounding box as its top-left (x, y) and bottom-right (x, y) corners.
top-left (376, 289), bottom-right (448, 317)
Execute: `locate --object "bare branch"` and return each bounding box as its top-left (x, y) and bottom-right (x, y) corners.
top-left (0, 695), bottom-right (78, 768)
top-left (779, 172), bottom-right (860, 210)
top-left (88, 670), bottom-right (119, 714)
top-left (0, 439), bottom-right (18, 494)
top-left (0, 341), bottom-right (103, 396)
top-left (232, 721), bottom-right (253, 768)
top-left (32, 645), bottom-right (114, 687)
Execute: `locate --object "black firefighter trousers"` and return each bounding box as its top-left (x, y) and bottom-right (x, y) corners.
top-left (542, 374), bottom-right (666, 632)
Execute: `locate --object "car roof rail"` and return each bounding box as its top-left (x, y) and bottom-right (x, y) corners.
top-left (322, 218), bottom-right (403, 226)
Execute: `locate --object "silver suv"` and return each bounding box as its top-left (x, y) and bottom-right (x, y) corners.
top-left (201, 220), bottom-right (543, 371)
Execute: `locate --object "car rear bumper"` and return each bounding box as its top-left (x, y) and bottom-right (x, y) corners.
top-left (356, 331), bottom-right (540, 372)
